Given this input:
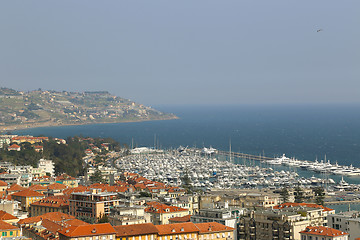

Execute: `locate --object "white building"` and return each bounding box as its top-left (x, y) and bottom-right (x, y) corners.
top-left (328, 211), bottom-right (359, 231)
top-left (38, 159), bottom-right (55, 177)
top-left (347, 218), bottom-right (360, 240)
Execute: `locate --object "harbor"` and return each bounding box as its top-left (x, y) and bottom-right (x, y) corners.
top-left (116, 147), bottom-right (360, 191)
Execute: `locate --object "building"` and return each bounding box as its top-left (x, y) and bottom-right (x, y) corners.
top-left (34, 145), bottom-right (43, 152)
top-left (47, 182), bottom-right (68, 196)
top-left (6, 183), bottom-right (26, 195)
top-left (0, 136), bottom-right (12, 149)
top-left (0, 210), bottom-right (18, 224)
top-left (11, 136), bottom-right (48, 144)
top-left (18, 212), bottom-right (88, 240)
top-left (0, 174), bottom-right (21, 186)
top-left (238, 205), bottom-right (333, 240)
top-left (56, 174), bottom-right (78, 188)
top-left (300, 226), bottom-right (349, 240)
top-left (58, 223), bottom-right (116, 240)
top-left (109, 205), bottom-right (149, 226)
top-left (200, 189), bottom-right (281, 209)
top-left (38, 159), bottom-right (55, 177)
top-left (11, 189), bottom-right (45, 211)
top-left (191, 207), bottom-right (241, 233)
top-left (145, 202), bottom-right (189, 225)
top-left (347, 218), bottom-right (360, 240)
top-left (113, 222), bottom-right (234, 240)
top-left (156, 222), bottom-right (199, 240)
top-left (171, 195), bottom-right (199, 215)
top-left (0, 220), bottom-right (21, 238)
top-left (28, 184), bottom-right (48, 194)
top-left (69, 188), bottom-right (121, 219)
top-left (169, 215), bottom-right (192, 224)
top-left (196, 222), bottom-right (235, 240)
top-left (114, 223), bottom-right (158, 240)
top-left (274, 202), bottom-right (335, 226)
top-left (30, 196), bottom-right (69, 217)
top-left (0, 180), bottom-right (7, 192)
top-left (0, 199), bottom-right (19, 215)
top-left (7, 144), bottom-right (21, 151)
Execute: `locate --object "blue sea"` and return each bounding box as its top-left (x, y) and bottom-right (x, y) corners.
top-left (13, 104), bottom-right (360, 167)
top-left (12, 104), bottom-right (360, 211)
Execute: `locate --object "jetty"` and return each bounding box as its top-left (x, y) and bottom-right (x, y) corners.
top-left (217, 150), bottom-right (274, 161)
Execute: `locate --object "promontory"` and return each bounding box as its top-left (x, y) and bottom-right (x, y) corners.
top-left (0, 87), bottom-right (177, 131)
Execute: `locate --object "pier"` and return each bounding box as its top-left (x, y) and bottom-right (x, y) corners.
top-left (325, 200), bottom-right (360, 206)
top-left (217, 150), bottom-right (274, 161)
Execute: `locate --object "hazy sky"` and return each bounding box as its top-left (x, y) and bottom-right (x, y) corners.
top-left (0, 1), bottom-right (359, 105)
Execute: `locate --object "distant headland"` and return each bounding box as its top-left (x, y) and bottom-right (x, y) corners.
top-left (0, 87), bottom-right (178, 131)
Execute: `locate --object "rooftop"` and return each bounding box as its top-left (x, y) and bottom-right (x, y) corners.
top-left (156, 222), bottom-right (199, 235)
top-left (300, 226), bottom-right (348, 237)
top-left (114, 223), bottom-right (158, 237)
top-left (58, 223), bottom-right (116, 237)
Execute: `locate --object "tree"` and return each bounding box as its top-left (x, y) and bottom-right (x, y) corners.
top-left (98, 214), bottom-right (109, 223)
top-left (77, 216), bottom-right (96, 224)
top-left (280, 188), bottom-right (290, 203)
top-left (181, 170), bottom-right (193, 194)
top-left (139, 191), bottom-right (152, 198)
top-left (294, 186), bottom-right (304, 203)
top-left (314, 187), bottom-right (325, 206)
top-left (90, 169), bottom-right (103, 183)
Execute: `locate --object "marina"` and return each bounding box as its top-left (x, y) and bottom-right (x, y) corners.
top-left (115, 147), bottom-right (360, 191)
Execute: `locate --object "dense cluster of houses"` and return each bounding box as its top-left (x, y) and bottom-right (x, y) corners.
top-left (0, 135), bottom-right (359, 239)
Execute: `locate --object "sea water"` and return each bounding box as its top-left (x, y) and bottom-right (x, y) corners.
top-left (14, 104), bottom-right (360, 167)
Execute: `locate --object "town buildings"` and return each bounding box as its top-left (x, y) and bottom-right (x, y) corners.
top-left (58, 223), bottom-right (116, 240)
top-left (300, 226), bottom-right (349, 240)
top-left (69, 188), bottom-right (121, 219)
top-left (11, 189), bottom-right (45, 211)
top-left (30, 196), bottom-right (69, 217)
top-left (145, 202), bottom-right (189, 225)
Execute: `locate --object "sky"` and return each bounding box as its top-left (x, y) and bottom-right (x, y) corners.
top-left (0, 1), bottom-right (359, 105)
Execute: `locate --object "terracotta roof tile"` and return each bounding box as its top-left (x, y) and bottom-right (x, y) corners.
top-left (18, 212), bottom-right (75, 225)
top-left (114, 223), bottom-right (158, 237)
top-left (58, 223), bottom-right (116, 237)
top-left (63, 185), bottom-right (89, 196)
top-left (31, 196), bottom-right (69, 208)
top-left (41, 219), bottom-right (62, 233)
top-left (29, 184), bottom-right (47, 191)
top-left (0, 210), bottom-right (18, 221)
top-left (7, 183), bottom-right (26, 192)
top-left (11, 189), bottom-right (44, 197)
top-left (47, 182), bottom-right (67, 190)
top-left (0, 220), bottom-right (19, 230)
top-left (56, 173), bottom-right (76, 181)
top-left (300, 226), bottom-right (348, 237)
top-left (8, 144), bottom-right (20, 149)
top-left (169, 215), bottom-right (192, 223)
top-left (195, 222), bottom-right (235, 233)
top-left (0, 180), bottom-right (7, 187)
top-left (274, 202), bottom-right (334, 212)
top-left (156, 222), bottom-right (199, 235)
top-left (145, 202), bottom-right (188, 214)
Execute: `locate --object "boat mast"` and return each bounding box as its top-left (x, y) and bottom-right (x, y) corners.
top-left (229, 138), bottom-right (232, 163)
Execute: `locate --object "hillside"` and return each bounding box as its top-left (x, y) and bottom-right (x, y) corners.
top-left (0, 88), bottom-right (177, 130)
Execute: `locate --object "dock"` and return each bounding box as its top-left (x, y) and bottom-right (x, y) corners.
top-left (217, 150), bottom-right (274, 161)
top-left (325, 200), bottom-right (360, 206)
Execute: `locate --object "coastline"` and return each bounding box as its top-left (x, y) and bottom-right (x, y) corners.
top-left (0, 116), bottom-right (179, 132)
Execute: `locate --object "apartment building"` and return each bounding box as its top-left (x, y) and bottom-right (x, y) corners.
top-left (69, 188), bottom-right (121, 219)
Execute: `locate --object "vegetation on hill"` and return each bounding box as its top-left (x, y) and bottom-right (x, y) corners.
top-left (0, 136), bottom-right (123, 177)
top-left (0, 87), bottom-right (177, 130)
